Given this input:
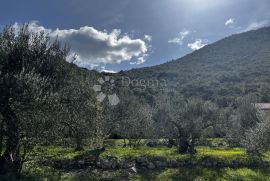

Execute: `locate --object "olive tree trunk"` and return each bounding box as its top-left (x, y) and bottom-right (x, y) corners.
top-left (75, 133), bottom-right (83, 151)
top-left (0, 121), bottom-right (3, 154)
top-left (0, 106), bottom-right (21, 175)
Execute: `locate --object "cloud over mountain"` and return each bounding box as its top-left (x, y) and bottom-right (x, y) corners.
top-left (188, 39), bottom-right (207, 51)
top-left (168, 31), bottom-right (190, 45)
top-left (241, 20), bottom-right (270, 32)
top-left (225, 18), bottom-right (235, 27)
top-left (13, 21), bottom-right (149, 67)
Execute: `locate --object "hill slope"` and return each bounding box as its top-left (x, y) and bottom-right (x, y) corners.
top-left (120, 27), bottom-right (270, 106)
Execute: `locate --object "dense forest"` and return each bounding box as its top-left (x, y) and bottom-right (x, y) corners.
top-left (1, 24), bottom-right (270, 180)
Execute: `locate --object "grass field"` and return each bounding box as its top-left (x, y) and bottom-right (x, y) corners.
top-left (137, 167), bottom-right (270, 181)
top-left (1, 139), bottom-right (270, 181)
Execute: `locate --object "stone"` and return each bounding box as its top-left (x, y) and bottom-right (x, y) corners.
top-left (136, 157), bottom-right (148, 163)
top-left (92, 169), bottom-right (98, 174)
top-left (154, 161), bottom-right (167, 168)
top-left (107, 152), bottom-right (113, 158)
top-left (191, 160), bottom-right (197, 166)
top-left (78, 160), bottom-right (85, 165)
top-left (102, 171), bottom-right (111, 178)
top-left (102, 160), bottom-right (112, 169)
top-left (131, 166), bottom-right (137, 173)
top-left (169, 160), bottom-right (178, 167)
top-left (141, 161), bottom-right (149, 167)
top-left (178, 161), bottom-right (185, 167)
top-left (119, 161), bottom-right (135, 169)
top-left (111, 161), bottom-right (117, 169)
top-left (147, 162), bottom-right (155, 169)
top-left (96, 161), bottom-right (102, 168)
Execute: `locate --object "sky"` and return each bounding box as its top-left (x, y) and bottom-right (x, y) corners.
top-left (1, 0), bottom-right (270, 72)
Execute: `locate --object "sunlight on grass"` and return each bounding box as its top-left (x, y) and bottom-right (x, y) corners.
top-left (144, 168), bottom-right (270, 181)
top-left (101, 146), bottom-right (188, 160)
top-left (102, 145), bottom-right (247, 162)
top-left (197, 146), bottom-right (246, 158)
top-left (221, 168), bottom-right (270, 181)
top-left (33, 146), bottom-right (86, 160)
top-left (263, 151), bottom-right (270, 162)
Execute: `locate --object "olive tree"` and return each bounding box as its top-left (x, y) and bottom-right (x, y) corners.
top-left (242, 116), bottom-right (270, 154)
top-left (0, 114), bottom-right (3, 154)
top-left (58, 72), bottom-right (97, 151)
top-left (157, 94), bottom-right (219, 154)
top-left (231, 97), bottom-right (270, 154)
top-left (0, 25), bottom-right (69, 175)
top-left (116, 98), bottom-right (154, 147)
top-left (226, 96), bottom-right (263, 146)
top-left (91, 102), bottom-right (120, 149)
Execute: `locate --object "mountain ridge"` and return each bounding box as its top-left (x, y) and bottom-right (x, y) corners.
top-left (116, 26), bottom-right (270, 106)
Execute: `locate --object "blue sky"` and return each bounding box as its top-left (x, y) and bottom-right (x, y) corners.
top-left (1, 0), bottom-right (270, 72)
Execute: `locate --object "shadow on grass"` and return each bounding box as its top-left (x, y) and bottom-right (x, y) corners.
top-left (0, 168), bottom-right (65, 181)
top-left (138, 167), bottom-right (270, 181)
top-left (37, 148), bottom-right (106, 171)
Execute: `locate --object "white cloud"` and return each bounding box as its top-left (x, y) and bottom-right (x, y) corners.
top-left (130, 54), bottom-right (148, 65)
top-left (144, 35), bottom-right (152, 42)
top-left (100, 66), bottom-right (117, 73)
top-left (13, 21), bottom-right (149, 66)
top-left (241, 20), bottom-right (269, 32)
top-left (13, 21), bottom-right (52, 35)
top-left (168, 30), bottom-right (190, 45)
top-left (187, 39), bottom-right (207, 51)
top-left (225, 18), bottom-right (235, 27)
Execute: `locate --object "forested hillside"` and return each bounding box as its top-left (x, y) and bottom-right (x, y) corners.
top-left (123, 27), bottom-right (270, 106)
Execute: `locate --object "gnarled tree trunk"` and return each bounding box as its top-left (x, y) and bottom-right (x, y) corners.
top-left (0, 121), bottom-right (3, 155)
top-left (75, 132), bottom-right (83, 151)
top-left (0, 105), bottom-right (21, 175)
top-left (178, 137), bottom-right (189, 153)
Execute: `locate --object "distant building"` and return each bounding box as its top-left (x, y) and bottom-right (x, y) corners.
top-left (255, 103), bottom-right (270, 116)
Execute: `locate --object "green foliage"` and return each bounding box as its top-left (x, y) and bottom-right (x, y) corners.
top-left (0, 24), bottom-right (70, 174)
top-left (155, 97), bottom-right (220, 153)
top-left (206, 138), bottom-right (229, 148)
top-left (242, 117), bottom-right (270, 153)
top-left (226, 96), bottom-right (264, 148)
top-left (0, 23), bottom-right (101, 174)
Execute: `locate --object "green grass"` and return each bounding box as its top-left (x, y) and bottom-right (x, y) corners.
top-left (101, 146), bottom-right (247, 161)
top-left (198, 147), bottom-right (245, 156)
top-left (141, 167), bottom-right (270, 181)
top-left (100, 145), bottom-right (267, 169)
top-left (32, 146), bottom-right (89, 160)
top-left (21, 160), bottom-right (73, 181)
top-left (101, 146), bottom-right (187, 160)
top-left (16, 146), bottom-right (96, 181)
top-left (2, 139), bottom-right (269, 180)
top-left (196, 146), bottom-right (246, 158)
